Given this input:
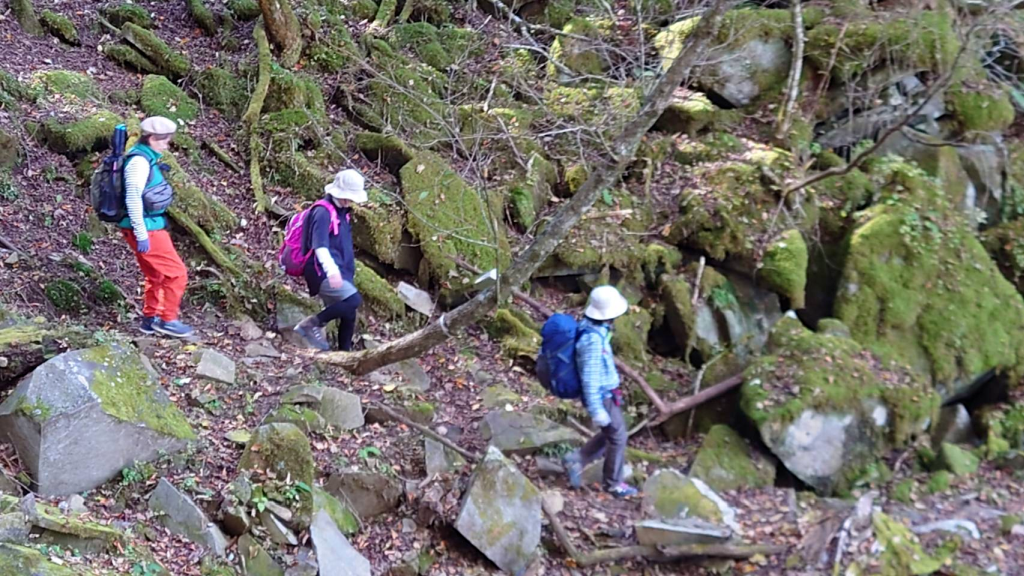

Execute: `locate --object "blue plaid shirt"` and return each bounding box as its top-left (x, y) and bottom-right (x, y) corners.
top-left (575, 318), bottom-right (620, 426)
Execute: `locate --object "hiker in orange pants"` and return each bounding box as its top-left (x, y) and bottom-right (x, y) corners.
top-left (119, 116), bottom-right (193, 338)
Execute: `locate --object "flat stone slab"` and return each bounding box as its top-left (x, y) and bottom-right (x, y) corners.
top-left (193, 349), bottom-right (236, 385)
top-left (310, 509), bottom-right (370, 576)
top-left (634, 518), bottom-right (732, 547)
top-left (149, 478), bottom-right (228, 557)
top-left (482, 411), bottom-right (583, 456)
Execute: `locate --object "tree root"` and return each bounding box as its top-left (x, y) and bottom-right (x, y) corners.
top-left (203, 139), bottom-right (243, 174)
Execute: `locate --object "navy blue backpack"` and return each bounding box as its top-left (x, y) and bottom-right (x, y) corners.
top-left (536, 314), bottom-right (597, 399)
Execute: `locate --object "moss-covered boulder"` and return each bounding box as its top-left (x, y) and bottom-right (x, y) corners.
top-left (399, 151), bottom-right (510, 289)
top-left (101, 3), bottom-right (153, 28)
top-left (354, 261), bottom-right (406, 321)
top-left (239, 423), bottom-right (315, 529)
top-left (613, 306), bottom-right (652, 367)
top-left (140, 75), bottom-right (199, 123)
top-left (486, 308), bottom-right (540, 360)
top-left (11, 0), bottom-right (43, 35)
top-left (834, 158), bottom-right (1024, 399)
top-left (312, 486), bottom-right (358, 535)
top-left (641, 469), bottom-right (737, 530)
top-left (0, 543), bottom-right (78, 575)
top-left (354, 132), bottom-right (415, 174)
top-left (653, 91), bottom-right (737, 136)
top-left (30, 70), bottom-right (100, 102)
top-left (226, 0), bottom-right (261, 21)
top-left (121, 23), bottom-right (192, 80)
top-left (39, 10), bottom-right (79, 45)
top-left (548, 18), bottom-right (609, 81)
top-left (870, 512), bottom-right (950, 575)
top-left (0, 344), bottom-right (194, 496)
top-left (760, 229), bottom-right (807, 309)
top-left (936, 442), bottom-right (980, 475)
top-left (194, 67), bottom-right (247, 118)
top-left (265, 67), bottom-right (325, 115)
top-left (265, 404), bottom-right (327, 433)
top-left (35, 110), bottom-right (121, 155)
top-left (389, 22), bottom-right (482, 72)
top-left (690, 425), bottom-right (775, 492)
top-left (104, 44), bottom-right (160, 74)
top-left (161, 152), bottom-right (238, 234)
top-left (351, 188), bottom-right (405, 264)
top-left (741, 317), bottom-right (938, 495)
top-left (455, 446), bottom-right (541, 576)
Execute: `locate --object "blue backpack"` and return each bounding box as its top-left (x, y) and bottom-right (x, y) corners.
top-left (536, 314), bottom-right (597, 399)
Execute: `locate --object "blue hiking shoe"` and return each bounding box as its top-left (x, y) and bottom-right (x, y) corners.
top-left (140, 317), bottom-right (157, 335)
top-left (563, 456), bottom-right (583, 489)
top-left (154, 319), bottom-right (195, 339)
top-left (606, 482), bottom-right (638, 499)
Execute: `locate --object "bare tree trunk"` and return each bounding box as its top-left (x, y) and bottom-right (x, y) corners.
top-left (774, 0), bottom-right (804, 141)
top-left (319, 0), bottom-right (734, 376)
top-left (258, 0), bottom-right (302, 68)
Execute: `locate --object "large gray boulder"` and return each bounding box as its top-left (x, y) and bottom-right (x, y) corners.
top-left (0, 345), bottom-right (195, 497)
top-left (455, 446), bottom-right (541, 575)
top-left (741, 318), bottom-right (937, 495)
top-left (481, 411), bottom-right (583, 456)
top-left (310, 509), bottom-right (371, 576)
top-left (325, 470), bottom-right (402, 520)
top-left (149, 478), bottom-right (229, 556)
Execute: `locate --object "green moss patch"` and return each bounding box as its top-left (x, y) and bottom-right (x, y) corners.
top-left (101, 3), bottom-right (153, 28)
top-left (81, 345), bottom-right (196, 440)
top-left (239, 423), bottom-right (315, 526)
top-left (354, 261), bottom-right (406, 320)
top-left (162, 152), bottom-right (238, 234)
top-left (313, 487), bottom-right (359, 535)
top-left (351, 188), bottom-right (405, 264)
top-left (194, 67), bottom-right (247, 118)
top-left (39, 11), bottom-right (79, 45)
top-left (613, 306), bottom-right (651, 366)
top-left (121, 23), bottom-right (192, 80)
top-left (690, 425), bottom-right (775, 491)
top-left (399, 151), bottom-right (510, 288)
top-left (104, 44), bottom-right (160, 74)
top-left (487, 308), bottom-right (541, 360)
top-left (141, 75), bottom-right (199, 123)
top-left (760, 229), bottom-right (807, 309)
top-left (226, 0), bottom-right (261, 20)
top-left (947, 84), bottom-right (1016, 133)
top-left (31, 70), bottom-right (99, 101)
top-left (834, 158), bottom-right (1024, 398)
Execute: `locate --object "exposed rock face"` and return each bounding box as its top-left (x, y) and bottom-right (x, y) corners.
top-left (0, 345), bottom-right (194, 497)
top-left (148, 479), bottom-right (229, 557)
top-left (481, 411), bottom-right (583, 456)
top-left (455, 446), bottom-right (541, 576)
top-left (325, 470), bottom-right (402, 520)
top-left (310, 509), bottom-right (371, 576)
top-left (689, 425), bottom-right (775, 492)
top-left (741, 318), bottom-right (937, 495)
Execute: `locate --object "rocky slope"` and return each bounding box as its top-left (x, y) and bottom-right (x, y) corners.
top-left (0, 0), bottom-right (1023, 573)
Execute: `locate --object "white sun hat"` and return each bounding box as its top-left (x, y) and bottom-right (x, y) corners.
top-left (584, 285), bottom-right (629, 321)
top-left (324, 169), bottom-right (368, 203)
top-left (140, 116), bottom-right (178, 136)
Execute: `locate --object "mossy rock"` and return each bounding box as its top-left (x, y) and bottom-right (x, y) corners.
top-left (834, 157), bottom-right (1024, 399)
top-left (982, 217), bottom-right (1024, 295)
top-left (351, 188), bottom-right (405, 264)
top-left (641, 469), bottom-right (730, 524)
top-left (689, 424), bottom-right (775, 492)
top-left (612, 306), bottom-right (651, 367)
top-left (104, 44), bottom-right (160, 74)
top-left (36, 111), bottom-right (121, 155)
top-left (140, 75), bottom-right (199, 123)
top-left (760, 229), bottom-right (807, 309)
top-left (239, 423), bottom-right (315, 528)
top-left (101, 3), bottom-right (153, 28)
top-left (872, 512), bottom-right (949, 575)
top-left (194, 67), bottom-right (247, 118)
top-left (354, 132), bottom-right (415, 174)
top-left (31, 70), bottom-right (100, 101)
top-left (741, 317), bottom-right (938, 495)
top-left (266, 404), bottom-right (326, 433)
top-left (936, 442), bottom-right (979, 475)
top-left (121, 23), bottom-right (192, 80)
top-left (487, 308), bottom-right (540, 360)
top-left (186, 0), bottom-right (217, 35)
top-left (0, 543), bottom-right (79, 575)
top-left (363, 45), bottom-right (449, 146)
top-left (265, 67), bottom-right (325, 115)
top-left (548, 18), bottom-right (609, 80)
top-left (654, 92), bottom-right (738, 136)
top-left (551, 188), bottom-right (652, 282)
top-left (312, 486), bottom-right (358, 535)
top-left (226, 0), bottom-right (261, 20)
top-left (805, 12), bottom-right (959, 80)
top-left (39, 10), bottom-right (79, 45)
top-left (354, 261), bottom-right (406, 320)
top-left (399, 151), bottom-right (510, 289)
top-left (267, 149), bottom-right (330, 200)
top-left (947, 84), bottom-right (1016, 133)
top-left (346, 0), bottom-right (378, 20)
top-left (44, 279), bottom-right (85, 313)
top-left (544, 85), bottom-right (639, 133)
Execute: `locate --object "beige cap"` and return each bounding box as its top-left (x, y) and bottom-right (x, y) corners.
top-left (140, 116), bottom-right (178, 136)
top-left (324, 169), bottom-right (367, 203)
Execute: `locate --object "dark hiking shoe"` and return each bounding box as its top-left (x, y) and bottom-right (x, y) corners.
top-left (154, 319), bottom-right (195, 338)
top-left (606, 483), bottom-right (638, 499)
top-left (140, 317), bottom-right (157, 335)
top-left (294, 315), bottom-right (330, 351)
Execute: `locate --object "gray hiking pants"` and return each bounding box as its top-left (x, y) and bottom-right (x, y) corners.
top-left (570, 397), bottom-right (627, 489)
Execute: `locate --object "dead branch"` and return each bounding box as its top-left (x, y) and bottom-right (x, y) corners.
top-left (0, 233), bottom-right (23, 255)
top-left (203, 139), bottom-right (243, 174)
top-left (775, 0), bottom-right (804, 141)
top-left (369, 402), bottom-right (481, 462)
top-left (650, 373), bottom-right (744, 427)
top-left (317, 0), bottom-right (734, 376)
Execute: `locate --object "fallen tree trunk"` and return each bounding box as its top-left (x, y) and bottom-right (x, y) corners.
top-left (319, 0), bottom-right (731, 375)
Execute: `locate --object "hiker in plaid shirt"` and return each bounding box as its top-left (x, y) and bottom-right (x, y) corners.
top-left (564, 286), bottom-right (638, 498)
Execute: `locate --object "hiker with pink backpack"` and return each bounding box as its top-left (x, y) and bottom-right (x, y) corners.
top-left (279, 169), bottom-right (367, 351)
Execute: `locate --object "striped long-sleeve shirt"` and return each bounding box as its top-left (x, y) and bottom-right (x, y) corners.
top-left (124, 155), bottom-right (150, 241)
top-left (575, 318), bottom-right (620, 427)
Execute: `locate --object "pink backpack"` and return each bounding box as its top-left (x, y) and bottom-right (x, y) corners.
top-left (279, 200), bottom-right (340, 276)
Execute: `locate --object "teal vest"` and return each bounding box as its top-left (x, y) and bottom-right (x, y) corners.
top-left (118, 144), bottom-right (170, 232)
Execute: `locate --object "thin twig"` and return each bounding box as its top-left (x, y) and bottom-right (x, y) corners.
top-left (370, 402), bottom-right (480, 462)
top-left (691, 256), bottom-right (706, 306)
top-left (0, 233), bottom-right (23, 255)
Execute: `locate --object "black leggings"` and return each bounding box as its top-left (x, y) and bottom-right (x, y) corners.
top-left (316, 292), bottom-right (362, 351)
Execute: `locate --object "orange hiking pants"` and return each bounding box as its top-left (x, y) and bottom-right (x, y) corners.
top-left (122, 229), bottom-right (188, 322)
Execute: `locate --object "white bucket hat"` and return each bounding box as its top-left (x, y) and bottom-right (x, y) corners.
top-left (584, 285), bottom-right (629, 321)
top-left (140, 116), bottom-right (178, 136)
top-left (324, 169), bottom-right (367, 203)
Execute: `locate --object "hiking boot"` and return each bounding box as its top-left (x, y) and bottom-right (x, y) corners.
top-left (563, 455), bottom-right (583, 489)
top-left (606, 482), bottom-right (638, 499)
top-left (140, 316), bottom-right (157, 335)
top-left (294, 315), bottom-right (330, 351)
top-left (154, 319), bottom-right (195, 339)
